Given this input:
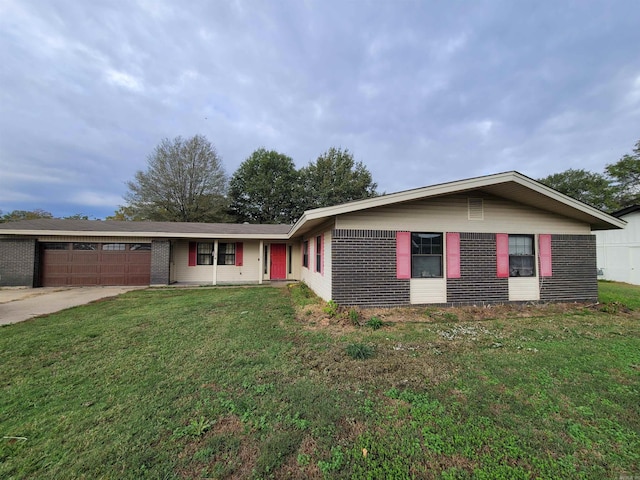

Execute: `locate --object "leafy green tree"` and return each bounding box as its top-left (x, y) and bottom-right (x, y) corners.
top-left (537, 168), bottom-right (620, 212)
top-left (123, 135), bottom-right (228, 222)
top-left (299, 147), bottom-right (378, 210)
top-left (606, 139), bottom-right (640, 208)
top-left (105, 205), bottom-right (146, 221)
top-left (0, 209), bottom-right (53, 223)
top-left (228, 148), bottom-right (300, 224)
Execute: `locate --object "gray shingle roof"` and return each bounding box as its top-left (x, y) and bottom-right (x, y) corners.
top-left (0, 219), bottom-right (292, 236)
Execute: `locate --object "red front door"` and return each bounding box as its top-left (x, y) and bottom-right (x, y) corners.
top-left (270, 244), bottom-right (287, 280)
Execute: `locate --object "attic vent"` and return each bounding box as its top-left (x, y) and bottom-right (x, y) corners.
top-left (468, 198), bottom-right (484, 220)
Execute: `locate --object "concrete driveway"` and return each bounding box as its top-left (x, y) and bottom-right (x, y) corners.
top-left (0, 286), bottom-right (144, 326)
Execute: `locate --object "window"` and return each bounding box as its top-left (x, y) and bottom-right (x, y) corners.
top-left (302, 240), bottom-right (309, 268)
top-left (73, 243), bottom-right (98, 250)
top-left (411, 233), bottom-right (443, 278)
top-left (130, 243), bottom-right (152, 251)
top-left (102, 243), bottom-right (125, 251)
top-left (217, 243), bottom-right (236, 265)
top-left (509, 235), bottom-right (535, 277)
top-left (197, 243), bottom-right (213, 265)
top-left (288, 245), bottom-right (293, 274)
top-left (315, 236), bottom-right (322, 273)
top-left (43, 243), bottom-right (69, 250)
top-left (264, 245), bottom-right (269, 274)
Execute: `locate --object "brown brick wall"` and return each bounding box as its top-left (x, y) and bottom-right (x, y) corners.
top-left (332, 229), bottom-right (410, 307)
top-left (150, 240), bottom-right (171, 285)
top-left (447, 233), bottom-right (509, 305)
top-left (539, 234), bottom-right (598, 302)
top-left (0, 239), bottom-right (37, 287)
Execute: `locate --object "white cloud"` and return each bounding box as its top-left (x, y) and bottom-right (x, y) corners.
top-left (627, 73), bottom-right (640, 105)
top-left (70, 191), bottom-right (124, 207)
top-left (105, 69), bottom-right (144, 92)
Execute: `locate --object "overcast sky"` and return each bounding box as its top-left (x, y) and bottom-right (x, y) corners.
top-left (1, 0), bottom-right (639, 219)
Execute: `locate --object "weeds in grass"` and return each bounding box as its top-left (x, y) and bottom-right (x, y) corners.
top-left (346, 343), bottom-right (375, 360)
top-left (365, 317), bottom-right (383, 330)
top-left (348, 308), bottom-right (360, 326)
top-left (172, 417), bottom-right (212, 439)
top-left (323, 300), bottom-right (339, 317)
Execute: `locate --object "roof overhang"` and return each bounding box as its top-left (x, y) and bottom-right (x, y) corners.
top-left (0, 229), bottom-right (290, 240)
top-left (289, 171), bottom-right (626, 236)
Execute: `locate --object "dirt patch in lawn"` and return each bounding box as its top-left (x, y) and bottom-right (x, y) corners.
top-left (294, 299), bottom-right (601, 333)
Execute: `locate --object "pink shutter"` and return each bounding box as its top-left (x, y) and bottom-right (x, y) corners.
top-left (235, 242), bottom-right (243, 266)
top-left (188, 242), bottom-right (197, 266)
top-left (446, 232), bottom-right (461, 279)
top-left (396, 232), bottom-right (411, 279)
top-left (320, 235), bottom-right (324, 276)
top-left (539, 234), bottom-right (552, 277)
top-left (496, 234), bottom-right (509, 278)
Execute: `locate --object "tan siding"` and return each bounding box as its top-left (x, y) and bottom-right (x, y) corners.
top-left (173, 240), bottom-right (261, 284)
top-left (173, 241), bottom-right (213, 283)
top-left (300, 230), bottom-right (332, 301)
top-left (217, 241), bottom-right (261, 284)
top-left (508, 277), bottom-right (540, 301)
top-left (410, 278), bottom-right (446, 304)
top-left (336, 194), bottom-right (590, 234)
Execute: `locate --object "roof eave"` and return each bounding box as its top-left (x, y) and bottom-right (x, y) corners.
top-left (290, 171), bottom-right (626, 233)
top-left (0, 229), bottom-right (291, 240)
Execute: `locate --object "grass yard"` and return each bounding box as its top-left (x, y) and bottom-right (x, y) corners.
top-left (1, 282), bottom-right (639, 479)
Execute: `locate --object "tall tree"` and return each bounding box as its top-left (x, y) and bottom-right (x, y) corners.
top-left (605, 139), bottom-right (640, 208)
top-left (0, 209), bottom-right (53, 223)
top-left (537, 168), bottom-right (620, 212)
top-left (299, 147), bottom-right (378, 210)
top-left (123, 135), bottom-right (228, 222)
top-left (229, 148), bottom-right (300, 224)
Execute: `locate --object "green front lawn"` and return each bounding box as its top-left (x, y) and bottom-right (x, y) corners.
top-left (1, 283), bottom-right (639, 479)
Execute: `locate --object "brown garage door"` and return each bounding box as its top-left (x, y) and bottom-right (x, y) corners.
top-left (41, 242), bottom-right (151, 286)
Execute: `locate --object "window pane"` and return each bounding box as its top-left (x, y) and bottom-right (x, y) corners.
top-left (509, 256), bottom-right (535, 277)
top-left (197, 243), bottom-right (213, 254)
top-left (73, 243), bottom-right (97, 250)
top-left (217, 243), bottom-right (235, 265)
top-left (102, 243), bottom-right (125, 251)
top-left (509, 235), bottom-right (533, 255)
top-left (411, 233), bottom-right (442, 255)
top-left (412, 256), bottom-right (442, 278)
top-left (197, 243), bottom-right (213, 265)
top-left (130, 243), bottom-right (151, 251)
top-left (43, 243), bottom-right (69, 250)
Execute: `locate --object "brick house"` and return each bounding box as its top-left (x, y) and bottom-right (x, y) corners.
top-left (0, 172), bottom-right (625, 306)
